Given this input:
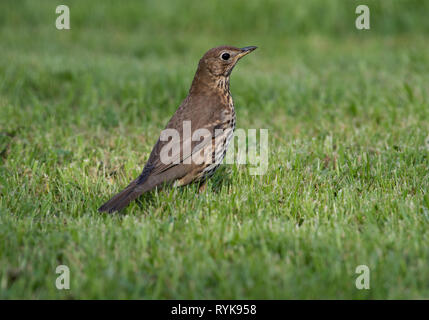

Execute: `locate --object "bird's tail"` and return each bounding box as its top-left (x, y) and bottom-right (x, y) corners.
top-left (98, 178), bottom-right (143, 213)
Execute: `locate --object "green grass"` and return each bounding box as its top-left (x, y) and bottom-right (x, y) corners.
top-left (1, 0), bottom-right (429, 299)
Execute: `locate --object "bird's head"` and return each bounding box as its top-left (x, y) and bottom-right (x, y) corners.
top-left (198, 45), bottom-right (257, 78)
top-left (190, 46), bottom-right (257, 95)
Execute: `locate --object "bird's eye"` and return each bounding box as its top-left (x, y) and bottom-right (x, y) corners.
top-left (221, 52), bottom-right (230, 60)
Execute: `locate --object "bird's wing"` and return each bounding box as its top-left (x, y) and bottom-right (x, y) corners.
top-left (135, 94), bottom-right (228, 190)
top-left (149, 127), bottom-right (223, 175)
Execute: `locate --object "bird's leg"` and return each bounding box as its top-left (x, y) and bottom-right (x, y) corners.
top-left (198, 180), bottom-right (207, 193)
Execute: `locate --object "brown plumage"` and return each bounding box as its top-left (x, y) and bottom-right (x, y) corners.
top-left (98, 45), bottom-right (257, 213)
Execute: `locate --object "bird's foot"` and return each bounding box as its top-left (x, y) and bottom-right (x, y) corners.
top-left (198, 181), bottom-right (207, 193)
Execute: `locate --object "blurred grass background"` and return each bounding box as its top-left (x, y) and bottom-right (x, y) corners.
top-left (0, 0), bottom-right (428, 299)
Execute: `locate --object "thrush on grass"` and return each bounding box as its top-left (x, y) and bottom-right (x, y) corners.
top-left (98, 45), bottom-right (257, 213)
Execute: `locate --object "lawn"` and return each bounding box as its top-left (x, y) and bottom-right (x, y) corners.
top-left (0, 0), bottom-right (428, 299)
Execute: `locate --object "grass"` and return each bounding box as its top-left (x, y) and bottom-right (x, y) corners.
top-left (1, 0), bottom-right (429, 299)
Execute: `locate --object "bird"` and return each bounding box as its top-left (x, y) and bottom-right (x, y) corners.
top-left (98, 45), bottom-right (257, 213)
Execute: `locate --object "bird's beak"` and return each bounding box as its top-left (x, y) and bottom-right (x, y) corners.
top-left (236, 46), bottom-right (257, 59)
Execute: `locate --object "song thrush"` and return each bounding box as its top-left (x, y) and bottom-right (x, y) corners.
top-left (99, 45), bottom-right (257, 213)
